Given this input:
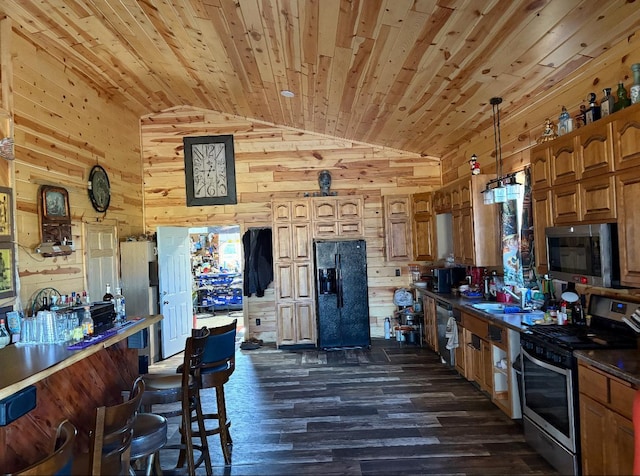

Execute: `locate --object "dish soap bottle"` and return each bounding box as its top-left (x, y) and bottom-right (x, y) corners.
top-left (0, 319), bottom-right (10, 348)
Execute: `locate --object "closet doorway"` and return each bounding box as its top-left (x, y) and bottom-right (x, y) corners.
top-left (190, 225), bottom-right (244, 339)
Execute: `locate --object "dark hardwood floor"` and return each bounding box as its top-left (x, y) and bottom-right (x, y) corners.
top-left (151, 337), bottom-right (558, 476)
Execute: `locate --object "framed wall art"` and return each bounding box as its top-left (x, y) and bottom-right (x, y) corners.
top-left (0, 242), bottom-right (15, 299)
top-left (183, 135), bottom-right (237, 206)
top-left (39, 185), bottom-right (72, 245)
top-left (0, 187), bottom-right (12, 242)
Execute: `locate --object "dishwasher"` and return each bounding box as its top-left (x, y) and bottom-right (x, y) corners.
top-left (435, 299), bottom-right (459, 367)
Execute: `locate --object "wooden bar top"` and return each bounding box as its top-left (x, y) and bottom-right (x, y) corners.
top-left (0, 314), bottom-right (162, 401)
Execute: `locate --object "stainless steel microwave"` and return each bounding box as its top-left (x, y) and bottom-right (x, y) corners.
top-left (545, 223), bottom-right (620, 288)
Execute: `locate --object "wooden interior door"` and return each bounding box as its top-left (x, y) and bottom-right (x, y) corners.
top-left (84, 223), bottom-right (118, 304)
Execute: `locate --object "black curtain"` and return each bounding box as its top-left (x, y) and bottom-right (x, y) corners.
top-left (243, 228), bottom-right (273, 297)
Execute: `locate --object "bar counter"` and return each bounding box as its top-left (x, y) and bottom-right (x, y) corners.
top-left (0, 314), bottom-right (162, 473)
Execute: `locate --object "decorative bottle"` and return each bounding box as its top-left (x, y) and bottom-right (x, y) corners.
top-left (81, 306), bottom-right (94, 337)
top-left (0, 319), bottom-right (10, 349)
top-left (631, 63), bottom-right (640, 104)
top-left (114, 287), bottom-right (126, 322)
top-left (585, 93), bottom-right (600, 124)
top-left (600, 88), bottom-right (615, 118)
top-left (614, 81), bottom-right (631, 112)
top-left (103, 283), bottom-right (113, 303)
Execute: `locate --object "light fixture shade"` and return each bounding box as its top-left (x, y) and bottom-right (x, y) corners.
top-left (493, 185), bottom-right (507, 203)
top-left (507, 182), bottom-right (522, 200)
top-left (483, 187), bottom-right (495, 205)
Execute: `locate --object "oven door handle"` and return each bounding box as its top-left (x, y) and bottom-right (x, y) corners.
top-left (521, 347), bottom-right (570, 374)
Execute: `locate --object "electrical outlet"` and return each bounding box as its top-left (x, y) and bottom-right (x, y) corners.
top-left (395, 268), bottom-right (401, 277)
top-left (256, 318), bottom-right (261, 326)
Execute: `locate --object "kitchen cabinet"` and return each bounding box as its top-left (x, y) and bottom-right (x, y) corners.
top-left (578, 362), bottom-right (636, 475)
top-left (532, 188), bottom-right (552, 274)
top-left (551, 182), bottom-right (580, 224)
top-left (312, 196), bottom-right (363, 238)
top-left (412, 192), bottom-right (435, 261)
top-left (433, 189), bottom-right (451, 214)
top-left (580, 174), bottom-right (616, 223)
top-left (422, 294), bottom-right (438, 352)
top-left (272, 199), bottom-right (316, 347)
top-left (530, 146), bottom-right (551, 189)
top-left (616, 169), bottom-right (640, 286)
top-left (384, 195), bottom-right (413, 261)
top-left (578, 121), bottom-right (614, 179)
top-left (461, 312), bottom-right (492, 394)
top-left (612, 103), bottom-right (640, 171)
top-left (550, 134), bottom-right (579, 185)
top-left (454, 324), bottom-right (465, 375)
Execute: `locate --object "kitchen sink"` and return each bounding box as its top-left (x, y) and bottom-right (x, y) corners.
top-left (470, 303), bottom-right (511, 313)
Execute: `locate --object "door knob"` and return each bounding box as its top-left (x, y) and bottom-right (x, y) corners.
top-left (163, 300), bottom-right (169, 305)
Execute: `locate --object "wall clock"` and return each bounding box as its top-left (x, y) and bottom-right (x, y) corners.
top-left (183, 135), bottom-right (237, 206)
top-left (88, 165), bottom-right (111, 212)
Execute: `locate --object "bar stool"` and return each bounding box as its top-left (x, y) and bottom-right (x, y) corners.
top-left (140, 327), bottom-right (212, 476)
top-left (192, 319), bottom-right (237, 465)
top-left (129, 412), bottom-right (168, 476)
top-left (72, 377), bottom-right (145, 475)
top-left (15, 419), bottom-right (77, 475)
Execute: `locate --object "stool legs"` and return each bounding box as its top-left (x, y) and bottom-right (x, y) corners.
top-left (216, 385), bottom-right (232, 465)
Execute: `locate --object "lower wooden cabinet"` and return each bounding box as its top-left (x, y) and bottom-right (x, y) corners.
top-left (578, 362), bottom-right (636, 475)
top-left (276, 301), bottom-right (315, 345)
top-left (423, 295), bottom-right (437, 352)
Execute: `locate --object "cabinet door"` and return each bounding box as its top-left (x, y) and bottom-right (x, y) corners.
top-left (336, 197), bottom-right (363, 220)
top-left (337, 221), bottom-right (363, 237)
top-left (273, 224), bottom-right (293, 261)
top-left (552, 182), bottom-right (581, 224)
top-left (413, 213), bottom-right (435, 261)
top-left (277, 303), bottom-right (296, 345)
top-left (460, 180), bottom-right (472, 208)
top-left (616, 170), bottom-right (640, 286)
top-left (580, 394), bottom-right (608, 476)
top-left (454, 325), bottom-right (465, 375)
top-left (386, 195), bottom-right (412, 218)
top-left (312, 198), bottom-right (337, 221)
top-left (274, 263), bottom-right (294, 299)
top-left (605, 410), bottom-right (634, 476)
top-left (579, 122), bottom-right (614, 179)
top-left (291, 222), bottom-right (311, 260)
top-left (412, 193), bottom-right (432, 215)
top-left (451, 185), bottom-right (462, 209)
top-left (272, 201), bottom-right (292, 222)
top-left (313, 221), bottom-right (339, 238)
top-left (452, 210), bottom-right (464, 263)
top-left (461, 207), bottom-right (475, 265)
top-left (550, 135), bottom-right (579, 184)
top-left (580, 175), bottom-right (616, 222)
top-left (291, 200), bottom-right (310, 221)
top-left (387, 218), bottom-right (412, 261)
top-left (532, 188), bottom-right (552, 274)
top-left (294, 262), bottom-right (314, 300)
top-left (530, 146), bottom-right (551, 189)
top-left (612, 105), bottom-right (640, 170)
top-left (295, 301), bottom-right (316, 344)
top-left (481, 339), bottom-right (493, 394)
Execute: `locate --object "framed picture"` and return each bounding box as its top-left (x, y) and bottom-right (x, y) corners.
top-left (0, 187), bottom-right (12, 242)
top-left (183, 135), bottom-right (237, 206)
top-left (41, 186), bottom-right (70, 222)
top-left (0, 243), bottom-right (15, 299)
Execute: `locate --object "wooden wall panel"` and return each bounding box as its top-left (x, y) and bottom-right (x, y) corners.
top-left (10, 28), bottom-right (145, 311)
top-left (141, 107), bottom-right (435, 339)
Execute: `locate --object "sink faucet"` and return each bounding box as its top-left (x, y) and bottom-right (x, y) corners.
top-left (504, 287), bottom-right (530, 309)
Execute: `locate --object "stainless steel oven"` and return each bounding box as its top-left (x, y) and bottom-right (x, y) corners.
top-left (520, 295), bottom-right (638, 476)
top-left (521, 335), bottom-right (578, 475)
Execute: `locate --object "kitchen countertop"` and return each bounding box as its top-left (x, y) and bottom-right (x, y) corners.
top-left (414, 285), bottom-right (531, 332)
top-left (574, 349), bottom-right (640, 387)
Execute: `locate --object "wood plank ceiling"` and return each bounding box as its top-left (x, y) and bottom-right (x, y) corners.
top-left (3, 0), bottom-right (640, 158)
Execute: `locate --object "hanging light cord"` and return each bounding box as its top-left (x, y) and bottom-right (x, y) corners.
top-left (491, 97), bottom-right (503, 181)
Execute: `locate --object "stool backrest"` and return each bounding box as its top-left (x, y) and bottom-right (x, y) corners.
top-left (16, 419), bottom-right (77, 476)
top-left (183, 326), bottom-right (211, 387)
top-left (199, 319), bottom-right (237, 379)
top-left (89, 376), bottom-right (145, 475)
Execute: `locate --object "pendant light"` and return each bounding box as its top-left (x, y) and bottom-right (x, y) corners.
top-left (490, 97), bottom-right (507, 204)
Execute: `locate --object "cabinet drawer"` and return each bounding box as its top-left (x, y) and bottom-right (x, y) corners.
top-left (338, 221), bottom-right (362, 236)
top-left (609, 378), bottom-right (635, 420)
top-left (579, 363), bottom-right (608, 403)
top-left (462, 312), bottom-right (488, 339)
top-left (313, 221), bottom-right (338, 238)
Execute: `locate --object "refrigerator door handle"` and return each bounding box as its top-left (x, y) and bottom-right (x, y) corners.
top-left (336, 253), bottom-right (343, 309)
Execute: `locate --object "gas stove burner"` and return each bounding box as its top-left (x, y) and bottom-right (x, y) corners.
top-left (527, 323), bottom-right (636, 350)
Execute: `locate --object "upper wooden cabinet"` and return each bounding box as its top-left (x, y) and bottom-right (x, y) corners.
top-left (612, 104), bottom-right (640, 171)
top-left (384, 195), bottom-right (413, 261)
top-left (412, 192), bottom-right (435, 262)
top-left (532, 188), bottom-right (552, 275)
top-left (530, 145), bottom-right (551, 189)
top-left (312, 196), bottom-right (364, 238)
top-left (550, 134), bottom-right (579, 185)
top-left (272, 199), bottom-right (310, 222)
top-left (616, 169), bottom-right (640, 287)
top-left (433, 189), bottom-right (451, 214)
top-left (578, 121), bottom-right (614, 179)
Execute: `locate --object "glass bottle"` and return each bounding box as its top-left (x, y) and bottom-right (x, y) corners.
top-left (614, 81), bottom-right (631, 112)
top-left (600, 88), bottom-right (615, 118)
top-left (81, 306), bottom-right (94, 337)
top-left (114, 287), bottom-right (126, 322)
top-left (103, 283), bottom-right (113, 303)
top-left (585, 92), bottom-right (600, 124)
top-left (0, 319), bottom-right (10, 348)
top-left (558, 106), bottom-right (572, 135)
top-left (631, 63), bottom-right (640, 105)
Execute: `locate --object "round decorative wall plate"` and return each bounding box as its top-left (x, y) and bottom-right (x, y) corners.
top-left (88, 165), bottom-right (111, 212)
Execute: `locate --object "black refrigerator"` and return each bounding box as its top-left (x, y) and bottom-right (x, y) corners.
top-left (314, 239), bottom-right (370, 349)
